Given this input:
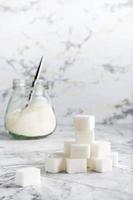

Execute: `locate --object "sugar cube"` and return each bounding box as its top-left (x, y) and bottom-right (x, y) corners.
top-left (66, 158), bottom-right (87, 173)
top-left (75, 129), bottom-right (95, 144)
top-left (90, 157), bottom-right (112, 172)
top-left (71, 144), bottom-right (90, 158)
top-left (15, 167), bottom-right (41, 187)
top-left (64, 139), bottom-right (75, 156)
top-left (91, 141), bottom-right (111, 157)
top-left (74, 115), bottom-right (95, 131)
top-left (45, 153), bottom-right (66, 173)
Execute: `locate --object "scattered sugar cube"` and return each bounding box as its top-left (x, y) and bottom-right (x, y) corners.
top-left (45, 153), bottom-right (66, 173)
top-left (75, 129), bottom-right (95, 144)
top-left (15, 167), bottom-right (41, 187)
top-left (108, 152), bottom-right (119, 167)
top-left (71, 144), bottom-right (90, 158)
top-left (74, 115), bottom-right (95, 131)
top-left (91, 141), bottom-right (111, 157)
top-left (64, 139), bottom-right (75, 156)
top-left (66, 158), bottom-right (87, 173)
top-left (90, 157), bottom-right (112, 172)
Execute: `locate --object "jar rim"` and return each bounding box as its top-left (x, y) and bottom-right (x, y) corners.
top-left (13, 79), bottom-right (26, 88)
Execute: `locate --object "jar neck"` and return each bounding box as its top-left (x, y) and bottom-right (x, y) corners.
top-left (12, 79), bottom-right (47, 96)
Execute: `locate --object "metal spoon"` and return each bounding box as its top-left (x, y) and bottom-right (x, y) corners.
top-left (26, 56), bottom-right (44, 107)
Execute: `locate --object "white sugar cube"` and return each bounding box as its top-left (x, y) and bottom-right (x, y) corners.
top-left (74, 115), bottom-right (95, 131)
top-left (45, 153), bottom-right (66, 173)
top-left (91, 141), bottom-right (111, 157)
top-left (90, 157), bottom-right (112, 172)
top-left (15, 167), bottom-right (41, 187)
top-left (71, 144), bottom-right (90, 159)
top-left (66, 158), bottom-right (87, 173)
top-left (64, 139), bottom-right (75, 156)
top-left (76, 129), bottom-right (95, 144)
top-left (108, 152), bottom-right (119, 167)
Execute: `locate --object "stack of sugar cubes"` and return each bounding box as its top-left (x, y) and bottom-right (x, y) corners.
top-left (15, 114), bottom-right (119, 187)
top-left (45, 115), bottom-right (119, 173)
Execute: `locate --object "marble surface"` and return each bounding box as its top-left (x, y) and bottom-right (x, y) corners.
top-left (0, 1), bottom-right (133, 198)
top-left (0, 124), bottom-right (133, 200)
top-left (0, 0), bottom-right (133, 125)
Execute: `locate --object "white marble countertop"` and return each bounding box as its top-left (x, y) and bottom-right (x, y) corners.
top-left (0, 124), bottom-right (133, 200)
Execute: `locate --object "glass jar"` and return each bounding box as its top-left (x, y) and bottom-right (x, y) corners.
top-left (4, 79), bottom-right (56, 139)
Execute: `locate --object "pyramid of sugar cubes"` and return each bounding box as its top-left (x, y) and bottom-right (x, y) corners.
top-left (45, 115), bottom-right (119, 173)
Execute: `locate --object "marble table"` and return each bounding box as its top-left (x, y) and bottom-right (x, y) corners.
top-left (0, 124), bottom-right (133, 200)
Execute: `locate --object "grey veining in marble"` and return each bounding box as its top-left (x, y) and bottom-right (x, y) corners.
top-left (0, 124), bottom-right (133, 200)
top-left (0, 0), bottom-right (133, 126)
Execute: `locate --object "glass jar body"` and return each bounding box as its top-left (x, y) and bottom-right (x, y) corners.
top-left (5, 79), bottom-right (56, 139)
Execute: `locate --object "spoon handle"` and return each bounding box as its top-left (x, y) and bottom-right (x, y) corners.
top-left (26, 56), bottom-right (44, 106)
